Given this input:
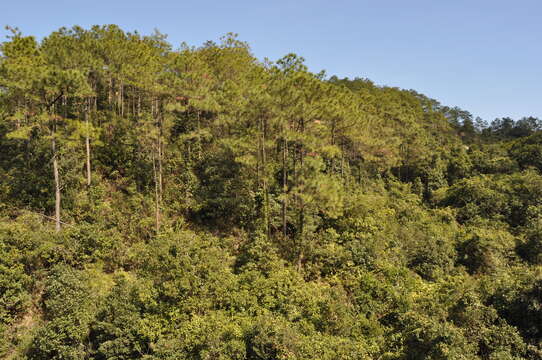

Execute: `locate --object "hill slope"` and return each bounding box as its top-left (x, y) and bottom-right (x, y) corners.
top-left (1, 25), bottom-right (541, 359)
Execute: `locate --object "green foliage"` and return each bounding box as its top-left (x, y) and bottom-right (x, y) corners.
top-left (437, 171), bottom-right (542, 228)
top-left (0, 24), bottom-right (541, 359)
top-left (152, 312), bottom-right (246, 360)
top-left (27, 265), bottom-right (94, 359)
top-left (0, 221), bottom-right (32, 355)
top-left (488, 271), bottom-right (542, 353)
top-left (510, 132), bottom-right (542, 171)
top-left (457, 226), bottom-right (517, 274)
top-left (89, 275), bottom-right (155, 360)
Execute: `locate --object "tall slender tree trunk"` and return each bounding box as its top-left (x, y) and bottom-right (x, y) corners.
top-left (331, 119), bottom-right (336, 173)
top-left (132, 88), bottom-right (135, 116)
top-left (108, 77), bottom-right (113, 108)
top-left (24, 99), bottom-right (28, 126)
top-left (120, 82), bottom-right (124, 117)
top-left (197, 110), bottom-right (202, 160)
top-left (282, 135), bottom-right (288, 237)
top-left (94, 92), bottom-right (98, 113)
top-left (16, 100), bottom-right (21, 129)
top-left (340, 148), bottom-right (344, 180)
top-left (157, 100), bottom-right (163, 205)
top-left (256, 118), bottom-right (261, 187)
top-left (153, 151), bottom-right (160, 233)
top-left (260, 116), bottom-right (270, 239)
top-left (85, 98), bottom-right (91, 187)
top-left (52, 117), bottom-right (61, 232)
top-left (137, 93), bottom-right (141, 118)
top-left (152, 98), bottom-right (162, 233)
top-left (297, 118), bottom-right (305, 270)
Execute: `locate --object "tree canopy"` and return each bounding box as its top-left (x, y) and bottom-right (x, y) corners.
top-left (0, 25), bottom-right (541, 359)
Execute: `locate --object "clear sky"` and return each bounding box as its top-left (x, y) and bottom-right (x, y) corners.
top-left (1, 0), bottom-right (541, 121)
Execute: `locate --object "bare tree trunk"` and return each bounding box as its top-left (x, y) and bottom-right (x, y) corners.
top-left (157, 99), bottom-right (163, 205)
top-left (153, 151), bottom-right (160, 233)
top-left (197, 110), bottom-right (202, 160)
top-left (52, 118), bottom-right (61, 232)
top-left (24, 99), bottom-right (28, 126)
top-left (16, 100), bottom-right (21, 129)
top-left (85, 98), bottom-right (91, 187)
top-left (256, 118), bottom-right (261, 188)
top-left (341, 151), bottom-right (345, 180)
top-left (260, 117), bottom-right (270, 238)
top-left (297, 118), bottom-right (305, 269)
top-left (131, 88), bottom-right (135, 116)
top-left (152, 98), bottom-right (161, 233)
top-left (137, 93), bottom-right (141, 118)
top-left (282, 135), bottom-right (288, 237)
top-left (108, 77), bottom-right (113, 108)
top-left (94, 92), bottom-right (98, 112)
top-left (120, 82), bottom-right (124, 117)
top-left (331, 118), bottom-right (336, 173)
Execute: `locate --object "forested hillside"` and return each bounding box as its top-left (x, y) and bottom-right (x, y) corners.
top-left (1, 25), bottom-right (541, 359)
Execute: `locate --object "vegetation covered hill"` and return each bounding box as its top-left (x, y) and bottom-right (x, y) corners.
top-left (0, 25), bottom-right (541, 359)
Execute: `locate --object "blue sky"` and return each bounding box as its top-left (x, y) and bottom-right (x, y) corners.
top-left (1, 0), bottom-right (540, 120)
